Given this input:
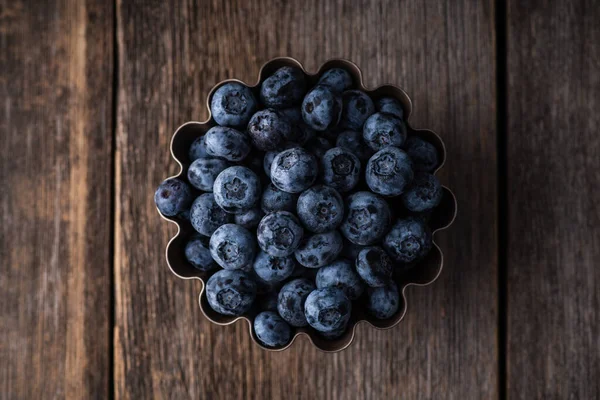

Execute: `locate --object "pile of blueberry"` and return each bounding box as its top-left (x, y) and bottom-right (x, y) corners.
top-left (155, 65), bottom-right (443, 348)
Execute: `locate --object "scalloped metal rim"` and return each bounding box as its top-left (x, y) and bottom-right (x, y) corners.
top-left (158, 57), bottom-right (458, 352)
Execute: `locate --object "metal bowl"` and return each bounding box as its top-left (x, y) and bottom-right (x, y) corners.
top-left (158, 57), bottom-right (457, 352)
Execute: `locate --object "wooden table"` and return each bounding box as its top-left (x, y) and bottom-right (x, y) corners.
top-left (2, 1), bottom-right (598, 398)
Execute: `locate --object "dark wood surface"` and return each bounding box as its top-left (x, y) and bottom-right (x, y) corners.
top-left (506, 0), bottom-right (600, 398)
top-left (0, 0), bottom-right (114, 399)
top-left (1, 0), bottom-right (598, 398)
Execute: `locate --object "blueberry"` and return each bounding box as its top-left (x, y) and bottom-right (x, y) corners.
top-left (315, 259), bottom-right (365, 300)
top-left (253, 251), bottom-right (296, 283)
top-left (277, 278), bottom-right (316, 327)
top-left (190, 193), bottom-right (232, 236)
top-left (263, 143), bottom-right (297, 178)
top-left (305, 136), bottom-right (333, 159)
top-left (363, 112), bottom-right (407, 151)
top-left (204, 126), bottom-right (251, 162)
top-left (404, 136), bottom-right (439, 172)
top-left (209, 224), bottom-right (256, 270)
top-left (258, 291), bottom-right (279, 311)
top-left (375, 97), bottom-right (404, 119)
top-left (254, 311), bottom-right (292, 348)
top-left (247, 109), bottom-right (295, 151)
top-left (301, 85), bottom-right (342, 131)
top-left (210, 82), bottom-right (257, 128)
top-left (257, 211), bottom-right (304, 257)
top-left (154, 178), bottom-right (194, 217)
top-left (304, 288), bottom-right (352, 333)
top-left (205, 269), bottom-right (257, 316)
top-left (189, 136), bottom-right (209, 161)
top-left (280, 107), bottom-right (316, 145)
top-left (318, 68), bottom-right (353, 92)
top-left (187, 157), bottom-right (231, 191)
top-left (270, 148), bottom-right (318, 193)
top-left (261, 183), bottom-right (298, 214)
top-left (366, 282), bottom-right (400, 319)
top-left (401, 172), bottom-right (443, 212)
top-left (294, 231), bottom-right (343, 269)
top-left (319, 326), bottom-right (347, 340)
top-left (184, 235), bottom-right (216, 272)
top-left (366, 146), bottom-right (414, 197)
top-left (339, 90), bottom-right (375, 130)
top-left (340, 191), bottom-right (391, 245)
top-left (213, 166), bottom-right (261, 214)
top-left (383, 217), bottom-right (432, 263)
top-left (296, 185), bottom-right (344, 233)
top-left (233, 207), bottom-right (264, 230)
top-left (356, 246), bottom-right (393, 287)
top-left (321, 147), bottom-right (361, 193)
top-left (336, 130), bottom-right (374, 163)
top-left (260, 66), bottom-right (306, 108)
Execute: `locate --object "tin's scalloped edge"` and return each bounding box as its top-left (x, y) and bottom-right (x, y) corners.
top-left (157, 57), bottom-right (458, 352)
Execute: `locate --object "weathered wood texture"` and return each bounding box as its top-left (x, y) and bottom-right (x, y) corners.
top-left (507, 0), bottom-right (600, 398)
top-left (114, 1), bottom-right (497, 398)
top-left (0, 0), bottom-right (114, 399)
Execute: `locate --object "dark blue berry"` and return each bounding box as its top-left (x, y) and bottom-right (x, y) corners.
top-left (383, 217), bottom-right (432, 263)
top-left (321, 147), bottom-right (361, 193)
top-left (356, 246), bottom-right (393, 287)
top-left (254, 311), bottom-right (292, 348)
top-left (184, 235), bottom-right (216, 272)
top-left (336, 130), bottom-right (374, 163)
top-left (340, 191), bottom-right (391, 245)
top-left (366, 282), bottom-right (400, 319)
top-left (260, 66), bottom-right (306, 109)
top-left (270, 148), bottom-right (318, 193)
top-left (277, 278), bottom-right (316, 327)
top-left (296, 185), bottom-right (344, 233)
top-left (366, 146), bottom-right (414, 197)
top-left (206, 269), bottom-right (256, 316)
top-left (190, 193), bottom-right (232, 236)
top-left (209, 224), bottom-right (256, 270)
top-left (261, 183), bottom-right (298, 214)
top-left (280, 107), bottom-right (316, 145)
top-left (305, 136), bottom-right (333, 159)
top-left (187, 157), bottom-right (231, 191)
top-left (210, 82), bottom-right (257, 128)
top-left (204, 126), bottom-right (251, 162)
top-left (189, 135), bottom-right (209, 161)
top-left (339, 90), bottom-right (375, 130)
top-left (154, 178), bottom-right (193, 217)
top-left (247, 109), bottom-right (294, 151)
top-left (252, 251), bottom-right (296, 283)
top-left (316, 259), bottom-right (365, 300)
top-left (294, 231), bottom-right (343, 269)
top-left (213, 166), bottom-right (261, 214)
top-left (375, 97), bottom-right (404, 119)
top-left (258, 291), bottom-right (279, 312)
top-left (301, 85), bottom-right (342, 131)
top-left (404, 136), bottom-right (439, 172)
top-left (263, 143), bottom-right (297, 178)
top-left (318, 68), bottom-right (353, 92)
top-left (304, 288), bottom-right (352, 333)
top-left (233, 207), bottom-right (264, 230)
top-left (363, 112), bottom-right (407, 151)
top-left (257, 211), bottom-right (304, 257)
top-left (401, 172), bottom-right (443, 212)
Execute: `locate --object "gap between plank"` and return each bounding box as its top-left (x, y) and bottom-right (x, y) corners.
top-left (496, 0), bottom-right (508, 399)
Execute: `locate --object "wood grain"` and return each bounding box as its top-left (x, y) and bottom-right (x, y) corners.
top-left (114, 0), bottom-right (497, 398)
top-left (507, 0), bottom-right (600, 398)
top-left (0, 0), bottom-right (114, 399)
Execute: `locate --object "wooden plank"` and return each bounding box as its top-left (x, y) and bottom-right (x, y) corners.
top-left (115, 0), bottom-right (497, 398)
top-left (0, 0), bottom-right (114, 398)
top-left (507, 0), bottom-right (600, 398)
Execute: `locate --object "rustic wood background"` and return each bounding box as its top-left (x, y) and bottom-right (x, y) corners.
top-left (1, 0), bottom-right (598, 398)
